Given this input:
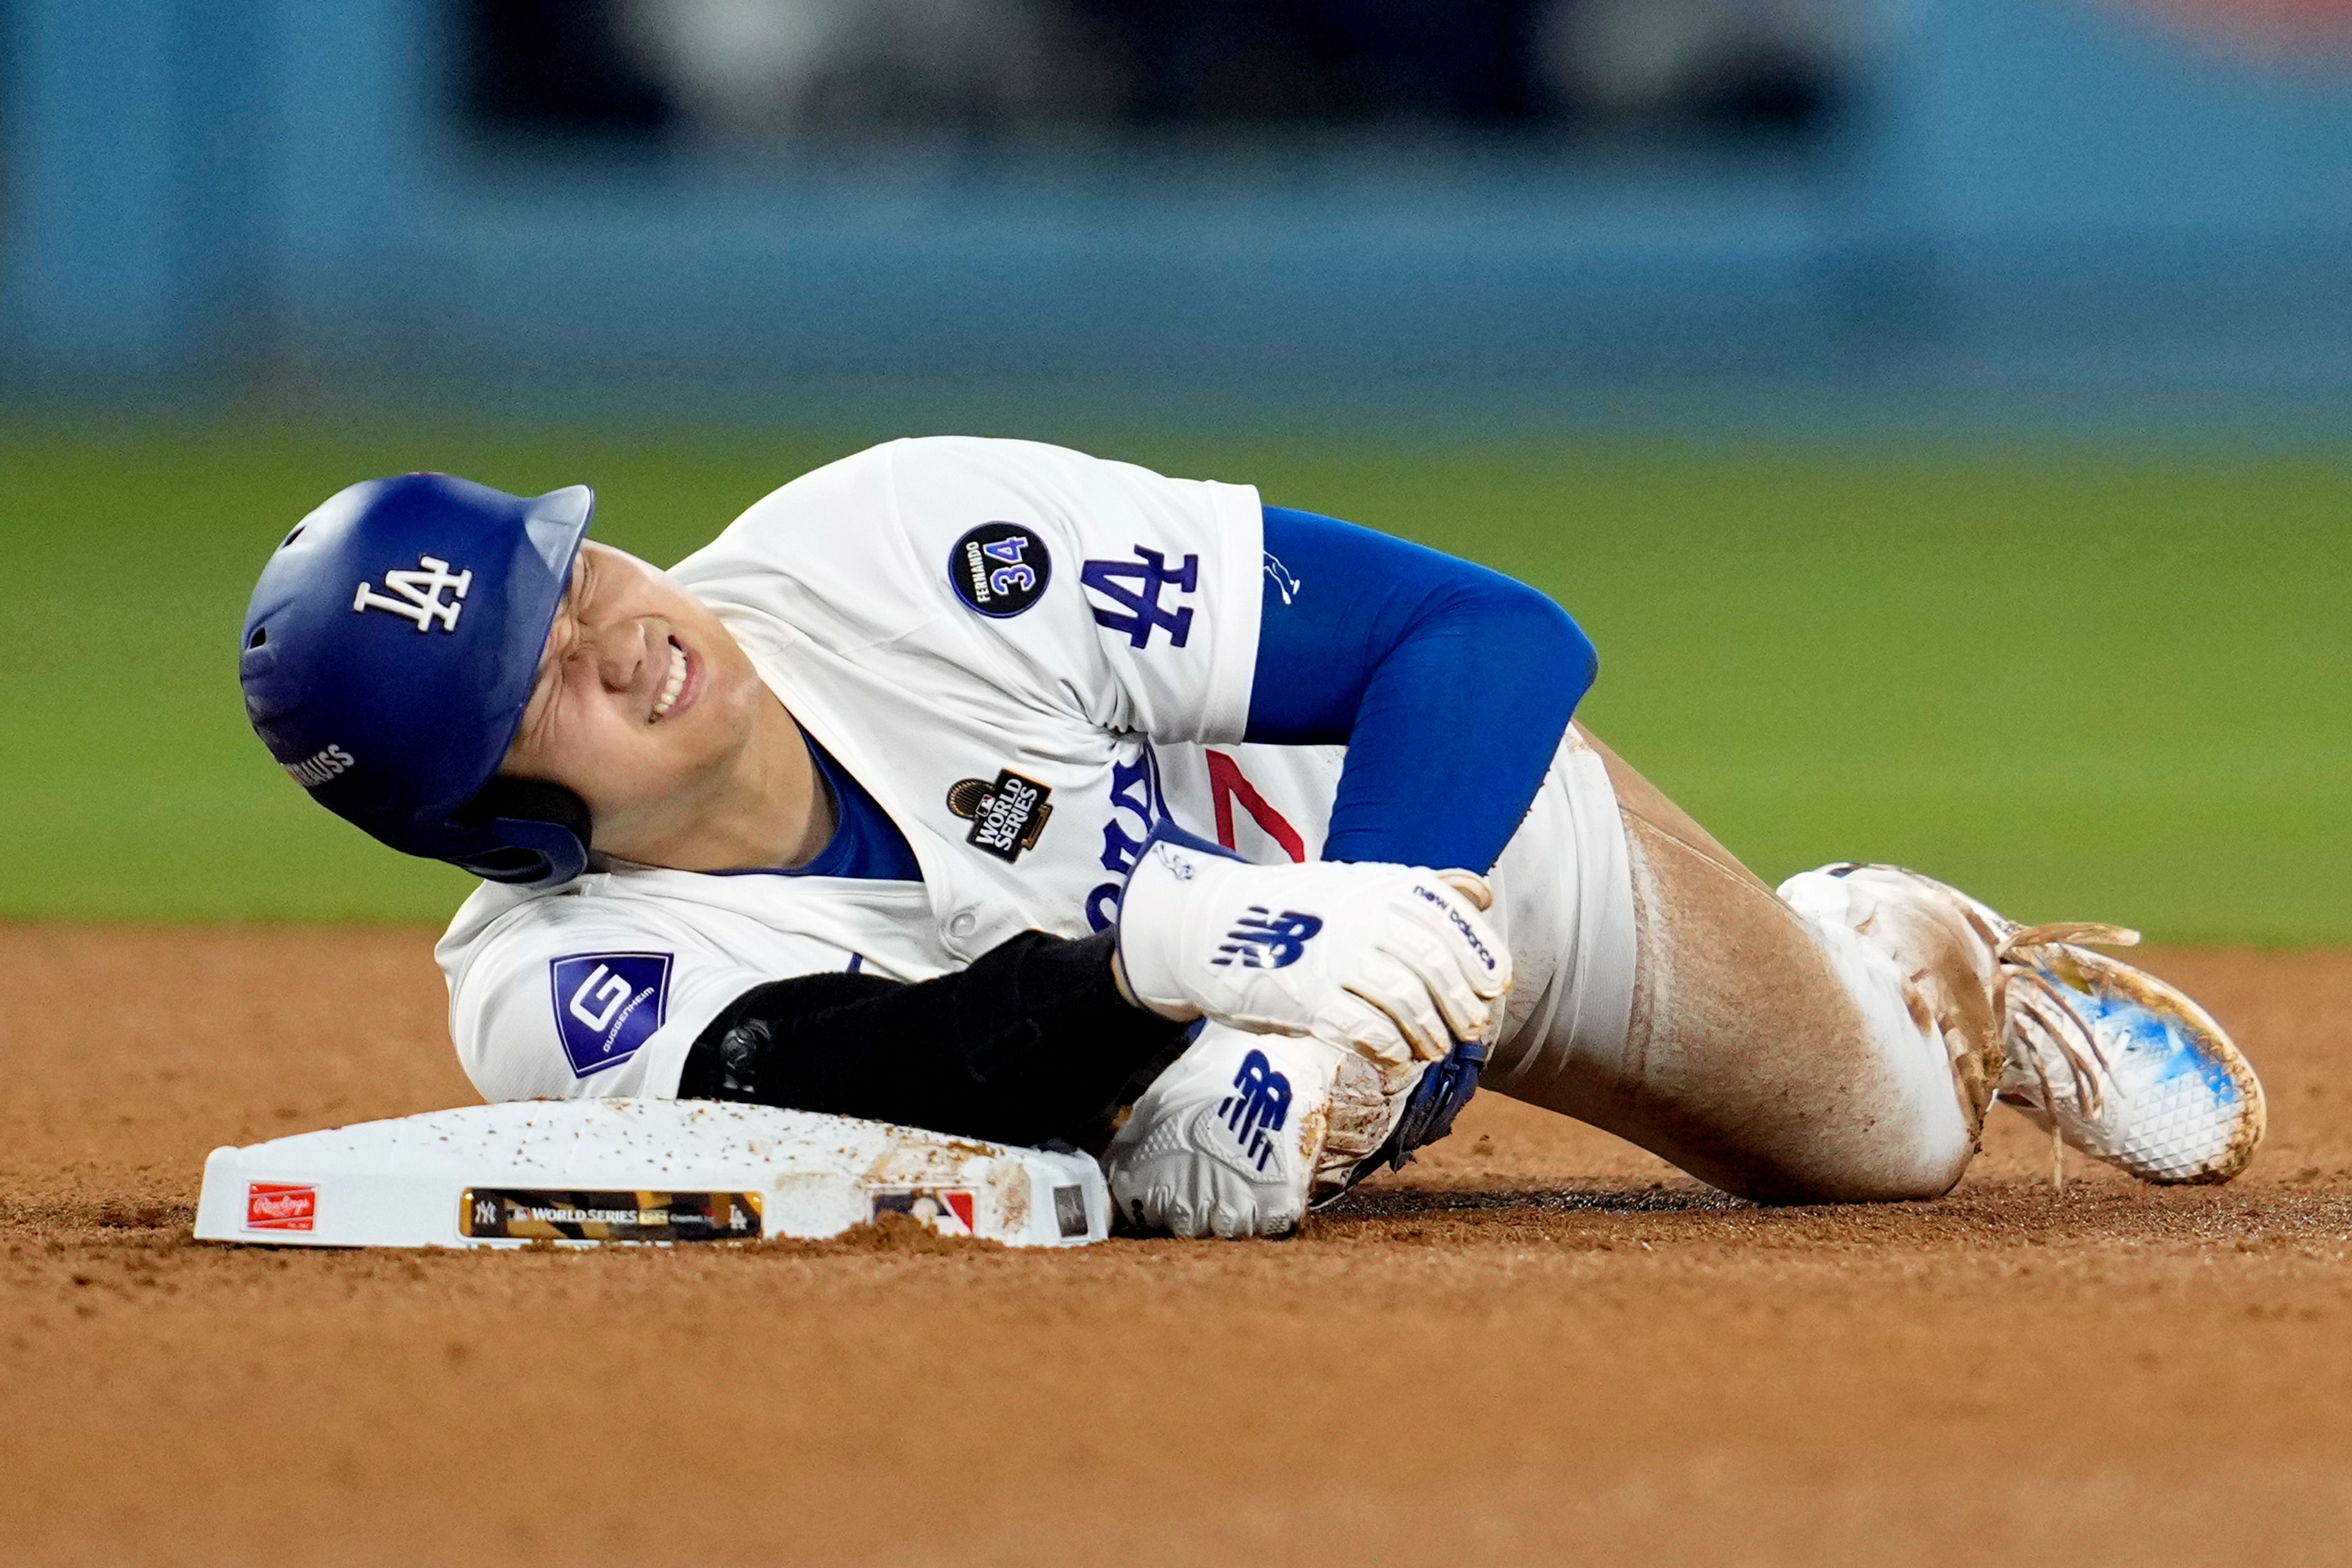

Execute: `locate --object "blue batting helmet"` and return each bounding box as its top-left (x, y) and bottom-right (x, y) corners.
top-left (239, 473), bottom-right (596, 888)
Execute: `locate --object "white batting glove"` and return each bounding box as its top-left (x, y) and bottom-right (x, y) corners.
top-left (1114, 823), bottom-right (1512, 1080)
top-left (1106, 1025), bottom-right (1413, 1239)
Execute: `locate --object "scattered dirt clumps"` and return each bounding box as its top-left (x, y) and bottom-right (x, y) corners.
top-left (4, 927), bottom-right (2351, 1566)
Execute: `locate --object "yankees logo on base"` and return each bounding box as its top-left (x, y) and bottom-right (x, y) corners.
top-left (238, 439), bottom-right (2266, 1246)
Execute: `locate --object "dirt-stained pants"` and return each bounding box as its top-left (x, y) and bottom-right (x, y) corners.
top-left (1493, 736), bottom-right (2002, 1203)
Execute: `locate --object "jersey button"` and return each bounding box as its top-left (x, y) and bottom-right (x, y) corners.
top-left (947, 911), bottom-right (979, 939)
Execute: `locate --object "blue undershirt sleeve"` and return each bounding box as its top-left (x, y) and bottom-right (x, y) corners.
top-left (1248, 505), bottom-right (1597, 873)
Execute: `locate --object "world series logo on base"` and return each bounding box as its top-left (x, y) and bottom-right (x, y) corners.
top-left (459, 1189), bottom-right (763, 1243)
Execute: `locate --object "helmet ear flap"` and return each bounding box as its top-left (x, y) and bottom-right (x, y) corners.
top-left (450, 778), bottom-right (593, 887)
top-left (240, 473), bottom-right (595, 877)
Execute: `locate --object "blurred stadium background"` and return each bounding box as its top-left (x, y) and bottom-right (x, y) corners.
top-left (1, 0), bottom-right (2345, 937)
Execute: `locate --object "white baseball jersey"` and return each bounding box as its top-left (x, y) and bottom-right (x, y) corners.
top-left (434, 437), bottom-right (1635, 1106)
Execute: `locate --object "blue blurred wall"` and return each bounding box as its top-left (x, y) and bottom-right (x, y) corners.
top-left (2, 0), bottom-right (2347, 428)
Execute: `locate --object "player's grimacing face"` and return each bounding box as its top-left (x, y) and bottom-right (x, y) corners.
top-left (500, 542), bottom-right (764, 827)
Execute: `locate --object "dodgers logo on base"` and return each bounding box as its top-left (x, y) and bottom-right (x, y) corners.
top-left (549, 952), bottom-right (673, 1078)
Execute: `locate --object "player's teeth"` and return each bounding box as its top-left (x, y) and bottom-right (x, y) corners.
top-left (652, 644), bottom-right (687, 720)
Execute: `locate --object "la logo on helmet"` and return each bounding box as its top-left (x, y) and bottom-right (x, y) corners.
top-left (353, 556), bottom-right (472, 632)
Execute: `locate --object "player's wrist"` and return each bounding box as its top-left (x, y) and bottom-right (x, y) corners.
top-left (1107, 949), bottom-right (1146, 1012)
top-left (1112, 821), bottom-right (1239, 1022)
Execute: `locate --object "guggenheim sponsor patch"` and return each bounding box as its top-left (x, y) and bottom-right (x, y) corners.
top-left (549, 952), bottom-right (673, 1078)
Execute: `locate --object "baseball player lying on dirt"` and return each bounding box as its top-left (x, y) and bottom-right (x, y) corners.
top-left (239, 439), bottom-right (2265, 1237)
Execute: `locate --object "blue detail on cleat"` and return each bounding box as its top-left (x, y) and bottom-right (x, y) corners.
top-left (2068, 986), bottom-right (2239, 1102)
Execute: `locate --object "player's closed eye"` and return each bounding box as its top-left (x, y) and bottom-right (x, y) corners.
top-left (515, 564), bottom-right (590, 757)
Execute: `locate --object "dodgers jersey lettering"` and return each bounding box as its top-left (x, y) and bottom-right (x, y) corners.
top-left (433, 437), bottom-right (1586, 1106)
top-left (437, 438), bottom-right (1332, 1102)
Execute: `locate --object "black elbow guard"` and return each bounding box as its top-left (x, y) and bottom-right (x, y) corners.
top-left (677, 931), bottom-right (1193, 1150)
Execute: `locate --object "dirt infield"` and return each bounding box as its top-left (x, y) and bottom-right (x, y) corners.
top-left (5, 927), bottom-right (2350, 1567)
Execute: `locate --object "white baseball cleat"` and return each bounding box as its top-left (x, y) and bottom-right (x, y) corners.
top-left (1819, 865), bottom-right (2266, 1184)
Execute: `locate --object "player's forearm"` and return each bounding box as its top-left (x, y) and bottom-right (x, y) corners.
top-left (676, 930), bottom-right (1193, 1148)
top-left (1250, 505), bottom-right (1596, 872)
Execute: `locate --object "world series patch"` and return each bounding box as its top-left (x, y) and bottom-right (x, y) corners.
top-left (946, 769), bottom-right (1053, 862)
top-left (949, 521), bottom-right (1050, 618)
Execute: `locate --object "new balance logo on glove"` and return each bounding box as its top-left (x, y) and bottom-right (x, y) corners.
top-left (1113, 818), bottom-right (1510, 1080)
top-left (1212, 907), bottom-right (1323, 969)
top-left (1219, 1049), bottom-right (1294, 1173)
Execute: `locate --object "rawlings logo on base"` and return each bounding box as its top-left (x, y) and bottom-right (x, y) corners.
top-left (245, 1182), bottom-right (317, 1232)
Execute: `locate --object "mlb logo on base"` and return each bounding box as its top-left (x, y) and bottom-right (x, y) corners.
top-left (245, 1182), bottom-right (317, 1232)
top-left (870, 1187), bottom-right (978, 1236)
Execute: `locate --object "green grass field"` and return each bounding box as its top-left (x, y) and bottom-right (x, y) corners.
top-left (5, 419), bottom-right (2343, 941)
